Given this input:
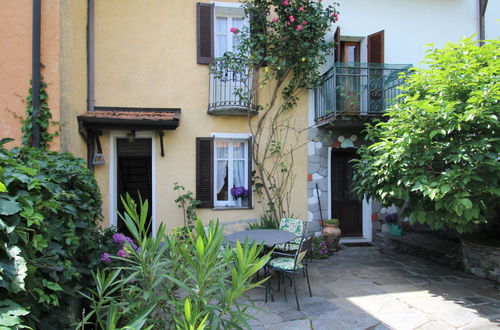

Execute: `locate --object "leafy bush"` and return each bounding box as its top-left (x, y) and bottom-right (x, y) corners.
top-left (0, 139), bottom-right (106, 328)
top-left (353, 37), bottom-right (500, 233)
top-left (246, 214), bottom-right (279, 230)
top-left (80, 195), bottom-right (270, 329)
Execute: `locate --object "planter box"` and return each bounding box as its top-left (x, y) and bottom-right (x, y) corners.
top-left (389, 224), bottom-right (402, 236)
top-left (461, 240), bottom-right (500, 283)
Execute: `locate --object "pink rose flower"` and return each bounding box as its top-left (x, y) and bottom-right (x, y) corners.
top-left (289, 15), bottom-right (295, 22)
top-left (287, 21), bottom-right (291, 26)
top-left (230, 27), bottom-right (239, 34)
top-left (296, 25), bottom-right (302, 31)
top-left (272, 17), bottom-right (278, 23)
top-left (332, 12), bottom-right (339, 22)
top-left (299, 6), bottom-right (304, 11)
top-left (303, 20), bottom-right (308, 25)
top-left (282, 0), bottom-right (289, 5)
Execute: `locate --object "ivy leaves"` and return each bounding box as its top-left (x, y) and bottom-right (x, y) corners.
top-left (353, 37), bottom-right (500, 233)
top-left (21, 78), bottom-right (58, 149)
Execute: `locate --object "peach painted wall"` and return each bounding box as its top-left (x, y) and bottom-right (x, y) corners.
top-left (0, 0), bottom-right (61, 150)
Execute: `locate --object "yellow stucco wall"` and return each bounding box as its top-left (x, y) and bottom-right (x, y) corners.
top-left (59, 0), bottom-right (88, 160)
top-left (92, 0), bottom-right (309, 231)
top-left (0, 0), bottom-right (61, 150)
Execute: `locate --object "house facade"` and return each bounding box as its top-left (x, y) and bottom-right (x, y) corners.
top-left (0, 0), bottom-right (310, 233)
top-left (306, 0), bottom-right (500, 241)
top-left (0, 0), bottom-right (498, 236)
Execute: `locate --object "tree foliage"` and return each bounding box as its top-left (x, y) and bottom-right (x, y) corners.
top-left (353, 37), bottom-right (500, 233)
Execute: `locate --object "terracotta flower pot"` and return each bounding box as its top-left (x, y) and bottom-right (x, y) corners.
top-left (322, 223), bottom-right (341, 252)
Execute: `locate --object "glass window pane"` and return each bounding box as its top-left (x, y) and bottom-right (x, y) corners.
top-left (233, 141), bottom-right (245, 159)
top-left (232, 18), bottom-right (243, 30)
top-left (216, 17), bottom-right (227, 33)
top-left (233, 160), bottom-right (245, 188)
top-left (216, 35), bottom-right (227, 58)
top-left (232, 18), bottom-right (243, 50)
top-left (216, 141), bottom-right (229, 159)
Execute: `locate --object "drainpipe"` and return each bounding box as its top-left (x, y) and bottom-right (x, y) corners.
top-left (31, 0), bottom-right (41, 148)
top-left (87, 0), bottom-right (95, 111)
top-left (479, 0), bottom-right (488, 45)
top-left (87, 0), bottom-right (95, 170)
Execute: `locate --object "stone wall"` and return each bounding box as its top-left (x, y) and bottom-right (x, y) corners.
top-left (306, 126), bottom-right (365, 232)
top-left (462, 240), bottom-right (500, 283)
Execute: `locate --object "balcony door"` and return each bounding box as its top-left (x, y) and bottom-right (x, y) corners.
top-left (331, 148), bottom-right (362, 237)
top-left (211, 10), bottom-right (249, 108)
top-left (338, 41), bottom-right (361, 114)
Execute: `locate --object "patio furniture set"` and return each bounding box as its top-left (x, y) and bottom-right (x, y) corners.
top-left (225, 218), bottom-right (313, 311)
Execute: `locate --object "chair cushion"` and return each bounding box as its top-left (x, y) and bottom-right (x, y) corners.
top-left (279, 218), bottom-right (305, 245)
top-left (274, 242), bottom-right (300, 252)
top-left (269, 257), bottom-right (303, 271)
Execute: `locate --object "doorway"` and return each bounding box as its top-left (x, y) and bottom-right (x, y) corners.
top-left (331, 148), bottom-right (362, 237)
top-left (116, 138), bottom-right (152, 235)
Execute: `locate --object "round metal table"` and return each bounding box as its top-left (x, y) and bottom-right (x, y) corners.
top-left (225, 229), bottom-right (297, 246)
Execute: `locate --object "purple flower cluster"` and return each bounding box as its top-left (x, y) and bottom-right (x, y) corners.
top-left (310, 238), bottom-right (329, 256)
top-left (318, 240), bottom-right (328, 255)
top-left (231, 186), bottom-right (249, 198)
top-left (384, 213), bottom-right (399, 224)
top-left (113, 233), bottom-right (138, 251)
top-left (100, 252), bottom-right (112, 264)
top-left (100, 233), bottom-right (138, 264)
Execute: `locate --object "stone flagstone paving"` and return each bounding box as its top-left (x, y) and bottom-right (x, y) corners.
top-left (245, 246), bottom-right (500, 329)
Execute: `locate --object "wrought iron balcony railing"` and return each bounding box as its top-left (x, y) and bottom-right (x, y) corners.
top-left (314, 62), bottom-right (411, 122)
top-left (208, 58), bottom-right (258, 116)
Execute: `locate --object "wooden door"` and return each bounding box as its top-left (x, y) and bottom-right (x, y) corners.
top-left (117, 138), bottom-right (152, 235)
top-left (331, 149), bottom-right (362, 237)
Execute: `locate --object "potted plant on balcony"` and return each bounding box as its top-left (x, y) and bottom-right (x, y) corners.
top-left (322, 219), bottom-right (341, 252)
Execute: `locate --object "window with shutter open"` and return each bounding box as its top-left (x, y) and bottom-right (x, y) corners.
top-left (367, 30), bottom-right (384, 63)
top-left (196, 135), bottom-right (253, 209)
top-left (197, 3), bottom-right (214, 64)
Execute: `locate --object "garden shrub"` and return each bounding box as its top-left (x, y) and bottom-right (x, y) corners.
top-left (80, 194), bottom-right (271, 329)
top-left (0, 138), bottom-right (106, 328)
top-left (354, 37), bottom-right (500, 234)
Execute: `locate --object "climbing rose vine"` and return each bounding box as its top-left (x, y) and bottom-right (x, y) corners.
top-left (212, 0), bottom-right (339, 223)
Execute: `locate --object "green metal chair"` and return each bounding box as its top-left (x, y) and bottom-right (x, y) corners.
top-left (266, 235), bottom-right (313, 311)
top-left (275, 218), bottom-right (307, 252)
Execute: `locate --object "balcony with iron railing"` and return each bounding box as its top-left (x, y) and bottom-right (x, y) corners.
top-left (314, 62), bottom-right (411, 126)
top-left (208, 58), bottom-right (258, 116)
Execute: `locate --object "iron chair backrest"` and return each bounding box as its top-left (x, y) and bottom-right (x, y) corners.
top-left (294, 234), bottom-right (313, 270)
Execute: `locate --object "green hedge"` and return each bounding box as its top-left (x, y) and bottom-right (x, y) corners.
top-left (0, 138), bottom-right (108, 328)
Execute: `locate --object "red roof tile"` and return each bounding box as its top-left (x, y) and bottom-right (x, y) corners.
top-left (79, 110), bottom-right (176, 121)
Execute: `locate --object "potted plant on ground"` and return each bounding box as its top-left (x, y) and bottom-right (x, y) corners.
top-left (322, 219), bottom-right (341, 252)
top-left (385, 213), bottom-right (402, 236)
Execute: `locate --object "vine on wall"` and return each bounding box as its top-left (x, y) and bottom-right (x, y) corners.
top-left (212, 0), bottom-right (339, 224)
top-left (21, 76), bottom-right (58, 149)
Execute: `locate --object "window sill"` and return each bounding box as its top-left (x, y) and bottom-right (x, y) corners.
top-left (212, 206), bottom-right (253, 211)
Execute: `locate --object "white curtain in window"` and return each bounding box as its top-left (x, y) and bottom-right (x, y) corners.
top-left (216, 142), bottom-right (228, 195)
top-left (233, 142), bottom-right (245, 189)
